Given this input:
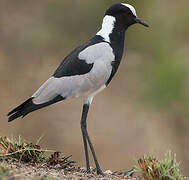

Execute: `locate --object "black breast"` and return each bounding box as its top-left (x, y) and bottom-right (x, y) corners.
top-left (106, 28), bottom-right (125, 85)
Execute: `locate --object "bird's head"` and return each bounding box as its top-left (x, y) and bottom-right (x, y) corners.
top-left (105, 3), bottom-right (149, 29)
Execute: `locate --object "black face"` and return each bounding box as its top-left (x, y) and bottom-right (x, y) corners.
top-left (105, 4), bottom-right (149, 29)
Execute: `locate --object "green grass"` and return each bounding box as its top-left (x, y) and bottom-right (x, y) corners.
top-left (135, 151), bottom-right (186, 180)
top-left (0, 136), bottom-right (46, 163)
top-left (0, 135), bottom-right (75, 171)
top-left (0, 162), bottom-right (9, 180)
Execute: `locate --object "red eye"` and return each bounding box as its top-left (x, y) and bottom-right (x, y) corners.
top-left (127, 11), bottom-right (132, 16)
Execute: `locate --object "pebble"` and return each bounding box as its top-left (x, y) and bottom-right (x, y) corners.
top-left (104, 170), bottom-right (112, 174)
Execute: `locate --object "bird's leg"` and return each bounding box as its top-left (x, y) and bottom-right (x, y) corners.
top-left (80, 102), bottom-right (104, 176)
top-left (81, 104), bottom-right (90, 173)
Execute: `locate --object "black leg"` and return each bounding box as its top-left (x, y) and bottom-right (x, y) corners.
top-left (81, 104), bottom-right (90, 173)
top-left (80, 103), bottom-right (104, 176)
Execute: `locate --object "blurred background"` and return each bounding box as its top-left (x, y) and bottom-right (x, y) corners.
top-left (1, 0), bottom-right (189, 175)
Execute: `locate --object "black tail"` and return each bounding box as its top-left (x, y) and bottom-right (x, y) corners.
top-left (8, 95), bottom-right (65, 122)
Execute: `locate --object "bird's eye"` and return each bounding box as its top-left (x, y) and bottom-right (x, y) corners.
top-left (127, 11), bottom-right (132, 16)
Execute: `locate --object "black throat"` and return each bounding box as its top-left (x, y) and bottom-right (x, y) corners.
top-left (105, 23), bottom-right (127, 85)
top-left (91, 17), bottom-right (129, 85)
top-left (109, 23), bottom-right (127, 62)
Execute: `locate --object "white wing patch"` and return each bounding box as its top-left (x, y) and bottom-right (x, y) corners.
top-left (96, 15), bottom-right (116, 43)
top-left (78, 42), bottom-right (114, 64)
top-left (32, 43), bottom-right (115, 105)
top-left (121, 3), bottom-right (137, 17)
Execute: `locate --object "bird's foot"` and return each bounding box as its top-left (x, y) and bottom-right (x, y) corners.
top-left (86, 169), bottom-right (91, 174)
top-left (96, 168), bottom-right (105, 176)
top-left (124, 168), bottom-right (136, 177)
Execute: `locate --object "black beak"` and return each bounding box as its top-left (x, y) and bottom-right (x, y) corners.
top-left (135, 17), bottom-right (149, 27)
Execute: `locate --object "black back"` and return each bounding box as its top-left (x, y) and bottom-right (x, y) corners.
top-left (53, 36), bottom-right (106, 78)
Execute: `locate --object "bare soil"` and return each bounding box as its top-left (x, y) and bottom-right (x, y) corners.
top-left (1, 160), bottom-right (141, 180)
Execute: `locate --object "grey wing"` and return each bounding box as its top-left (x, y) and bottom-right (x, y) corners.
top-left (32, 42), bottom-right (115, 105)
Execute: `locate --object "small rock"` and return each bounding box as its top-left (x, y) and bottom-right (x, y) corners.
top-left (104, 170), bottom-right (112, 174)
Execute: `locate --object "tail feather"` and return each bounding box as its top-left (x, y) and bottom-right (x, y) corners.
top-left (8, 98), bottom-right (33, 116)
top-left (8, 95), bottom-right (65, 122)
top-left (8, 98), bottom-right (34, 122)
top-left (8, 111), bottom-right (25, 122)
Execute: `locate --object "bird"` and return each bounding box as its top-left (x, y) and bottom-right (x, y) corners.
top-left (8, 3), bottom-right (149, 175)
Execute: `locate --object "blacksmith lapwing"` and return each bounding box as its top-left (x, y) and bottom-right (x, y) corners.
top-left (8, 3), bottom-right (149, 175)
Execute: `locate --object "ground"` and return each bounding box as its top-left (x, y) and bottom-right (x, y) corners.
top-left (0, 136), bottom-right (186, 180)
top-left (0, 160), bottom-right (141, 180)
